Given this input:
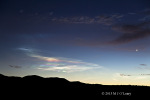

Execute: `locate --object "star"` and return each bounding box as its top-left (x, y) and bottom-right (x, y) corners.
top-left (136, 49), bottom-right (138, 52)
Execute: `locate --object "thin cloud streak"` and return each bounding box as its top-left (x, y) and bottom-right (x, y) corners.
top-left (51, 14), bottom-right (123, 25)
top-left (140, 64), bottom-right (147, 66)
top-left (113, 73), bottom-right (150, 82)
top-left (37, 65), bottom-right (99, 73)
top-left (29, 54), bottom-right (84, 64)
top-left (9, 65), bottom-right (22, 68)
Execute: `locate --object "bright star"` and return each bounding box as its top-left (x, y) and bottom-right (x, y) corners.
top-left (136, 49), bottom-right (138, 52)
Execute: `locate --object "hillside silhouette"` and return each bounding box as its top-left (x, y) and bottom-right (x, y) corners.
top-left (0, 74), bottom-right (149, 98)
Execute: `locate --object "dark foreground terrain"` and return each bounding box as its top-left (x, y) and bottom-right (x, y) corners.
top-left (0, 74), bottom-right (149, 98)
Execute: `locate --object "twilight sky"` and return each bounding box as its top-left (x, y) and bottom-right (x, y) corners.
top-left (1, 0), bottom-right (150, 86)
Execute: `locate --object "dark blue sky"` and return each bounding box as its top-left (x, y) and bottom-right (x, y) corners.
top-left (1, 0), bottom-right (150, 85)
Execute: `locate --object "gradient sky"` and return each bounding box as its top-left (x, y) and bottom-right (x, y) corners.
top-left (1, 0), bottom-right (150, 86)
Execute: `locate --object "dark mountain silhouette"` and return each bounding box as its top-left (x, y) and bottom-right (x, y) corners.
top-left (0, 74), bottom-right (149, 98)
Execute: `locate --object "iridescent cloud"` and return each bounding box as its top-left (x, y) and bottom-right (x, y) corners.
top-left (30, 54), bottom-right (61, 62)
top-left (37, 65), bottom-right (98, 73)
top-left (29, 54), bottom-right (83, 64)
top-left (18, 48), bottom-right (103, 72)
top-left (31, 54), bottom-right (102, 72)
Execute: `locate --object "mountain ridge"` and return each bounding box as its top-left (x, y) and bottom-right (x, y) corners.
top-left (0, 73), bottom-right (149, 98)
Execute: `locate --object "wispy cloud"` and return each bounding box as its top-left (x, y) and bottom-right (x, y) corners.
top-left (69, 10), bottom-right (150, 47)
top-left (9, 65), bottom-right (22, 68)
top-left (112, 73), bottom-right (131, 81)
top-left (137, 66), bottom-right (150, 70)
top-left (140, 64), bottom-right (147, 66)
top-left (109, 21), bottom-right (150, 45)
top-left (128, 12), bottom-right (136, 15)
top-left (18, 48), bottom-right (103, 72)
top-left (137, 64), bottom-right (150, 70)
top-left (30, 54), bottom-right (102, 72)
top-left (113, 72), bottom-right (150, 82)
top-left (141, 8), bottom-right (150, 15)
top-left (51, 14), bottom-right (123, 25)
top-left (140, 74), bottom-right (150, 76)
top-left (120, 74), bottom-right (132, 76)
top-left (18, 48), bottom-right (33, 52)
top-left (113, 72), bottom-right (150, 81)
top-left (107, 9), bottom-right (150, 45)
